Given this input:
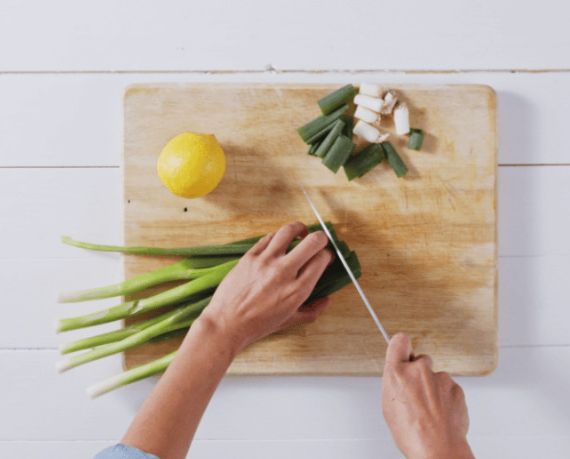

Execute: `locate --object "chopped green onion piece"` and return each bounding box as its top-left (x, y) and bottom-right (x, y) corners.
top-left (341, 115), bottom-right (353, 138)
top-left (315, 119), bottom-right (345, 158)
top-left (343, 143), bottom-right (386, 181)
top-left (382, 142), bottom-right (408, 178)
top-left (305, 121), bottom-right (336, 145)
top-left (318, 84), bottom-right (356, 115)
top-left (308, 141), bottom-right (321, 156)
top-left (322, 135), bottom-right (354, 173)
top-left (297, 104), bottom-right (349, 143)
top-left (407, 128), bottom-right (424, 150)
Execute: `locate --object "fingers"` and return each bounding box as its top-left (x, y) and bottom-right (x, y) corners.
top-left (265, 222), bottom-right (307, 257)
top-left (385, 333), bottom-right (413, 365)
top-left (281, 297), bottom-right (330, 329)
top-left (284, 230), bottom-right (329, 270)
top-left (412, 354), bottom-right (433, 370)
top-left (294, 248), bottom-right (333, 294)
top-left (248, 232), bottom-right (274, 256)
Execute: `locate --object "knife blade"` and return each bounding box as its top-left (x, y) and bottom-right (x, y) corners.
top-left (302, 188), bottom-right (390, 344)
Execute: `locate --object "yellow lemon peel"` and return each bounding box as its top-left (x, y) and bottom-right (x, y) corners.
top-left (157, 132), bottom-right (226, 199)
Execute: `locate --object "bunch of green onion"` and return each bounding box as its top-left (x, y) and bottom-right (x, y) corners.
top-left (56, 223), bottom-right (361, 398)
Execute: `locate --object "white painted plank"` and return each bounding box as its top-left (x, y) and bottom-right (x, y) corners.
top-left (499, 255), bottom-right (570, 346)
top-left (0, 74), bottom-right (123, 166)
top-left (0, 258), bottom-right (124, 349)
top-left (0, 439), bottom-right (399, 459)
top-left (0, 441), bottom-right (112, 459)
top-left (0, 1), bottom-right (569, 71)
top-left (0, 168), bottom-right (122, 259)
top-left (499, 166), bottom-right (570, 257)
top-left (2, 437), bottom-right (570, 459)
top-left (470, 436), bottom-right (570, 459)
top-left (0, 348), bottom-right (569, 441)
top-left (1, 72), bottom-right (570, 166)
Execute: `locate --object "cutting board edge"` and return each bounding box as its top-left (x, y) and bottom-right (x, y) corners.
top-left (124, 82), bottom-right (497, 101)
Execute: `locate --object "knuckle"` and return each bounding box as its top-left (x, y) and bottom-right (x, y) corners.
top-left (317, 247), bottom-right (332, 264)
top-left (255, 252), bottom-right (271, 267)
top-left (283, 222), bottom-right (301, 235)
top-left (269, 264), bottom-right (286, 278)
top-left (310, 231), bottom-right (328, 246)
top-left (453, 384), bottom-right (465, 399)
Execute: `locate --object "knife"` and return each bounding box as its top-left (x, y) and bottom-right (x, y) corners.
top-left (302, 189), bottom-right (391, 344)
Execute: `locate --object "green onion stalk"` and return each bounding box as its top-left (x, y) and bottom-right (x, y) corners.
top-left (82, 251), bottom-right (361, 397)
top-left (60, 223), bottom-right (329, 259)
top-left (59, 258), bottom-right (238, 303)
top-left (56, 297), bottom-right (211, 372)
top-left (62, 236), bottom-right (256, 258)
top-left (86, 351), bottom-right (177, 399)
top-left (57, 222), bottom-right (360, 398)
top-left (56, 260), bottom-right (237, 332)
top-left (59, 300), bottom-right (200, 355)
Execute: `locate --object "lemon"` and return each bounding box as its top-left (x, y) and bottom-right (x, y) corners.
top-left (157, 132), bottom-right (226, 198)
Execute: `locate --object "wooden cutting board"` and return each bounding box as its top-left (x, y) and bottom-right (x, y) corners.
top-left (123, 84), bottom-right (497, 375)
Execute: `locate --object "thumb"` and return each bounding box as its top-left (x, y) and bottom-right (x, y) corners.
top-left (385, 333), bottom-right (413, 365)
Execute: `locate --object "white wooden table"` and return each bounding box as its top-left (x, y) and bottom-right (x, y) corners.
top-left (1, 1), bottom-right (569, 457)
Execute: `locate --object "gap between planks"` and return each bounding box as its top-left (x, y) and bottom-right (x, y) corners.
top-left (1, 68), bottom-right (570, 75)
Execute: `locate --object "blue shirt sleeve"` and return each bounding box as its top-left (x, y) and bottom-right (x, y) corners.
top-left (95, 443), bottom-right (160, 459)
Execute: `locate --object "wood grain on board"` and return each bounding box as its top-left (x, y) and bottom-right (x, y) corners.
top-left (123, 84), bottom-right (497, 375)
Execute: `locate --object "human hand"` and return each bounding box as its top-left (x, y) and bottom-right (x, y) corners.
top-left (381, 334), bottom-right (474, 459)
top-left (199, 222), bottom-right (332, 354)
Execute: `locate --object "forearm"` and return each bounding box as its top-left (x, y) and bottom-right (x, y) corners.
top-left (122, 315), bottom-right (237, 459)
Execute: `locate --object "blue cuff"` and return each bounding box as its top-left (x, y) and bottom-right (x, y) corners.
top-left (95, 443), bottom-right (159, 459)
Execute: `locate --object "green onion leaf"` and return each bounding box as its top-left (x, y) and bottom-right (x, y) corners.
top-left (343, 143), bottom-right (386, 181)
top-left (322, 135), bottom-right (354, 173)
top-left (315, 119), bottom-right (345, 158)
top-left (407, 128), bottom-right (424, 150)
top-left (308, 141), bottom-right (321, 156)
top-left (297, 104), bottom-right (349, 143)
top-left (382, 142), bottom-right (408, 178)
top-left (341, 115), bottom-right (353, 138)
top-left (318, 84), bottom-right (356, 115)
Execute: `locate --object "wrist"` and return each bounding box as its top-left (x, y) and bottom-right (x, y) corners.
top-left (422, 439), bottom-right (474, 459)
top-left (192, 309), bottom-right (245, 360)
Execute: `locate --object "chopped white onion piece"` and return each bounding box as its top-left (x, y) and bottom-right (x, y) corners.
top-left (354, 120), bottom-right (381, 142)
top-left (359, 83), bottom-right (383, 97)
top-left (381, 90), bottom-right (398, 115)
top-left (354, 120), bottom-right (389, 143)
top-left (354, 94), bottom-right (384, 113)
top-left (394, 102), bottom-right (410, 135)
top-left (354, 105), bottom-right (380, 124)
